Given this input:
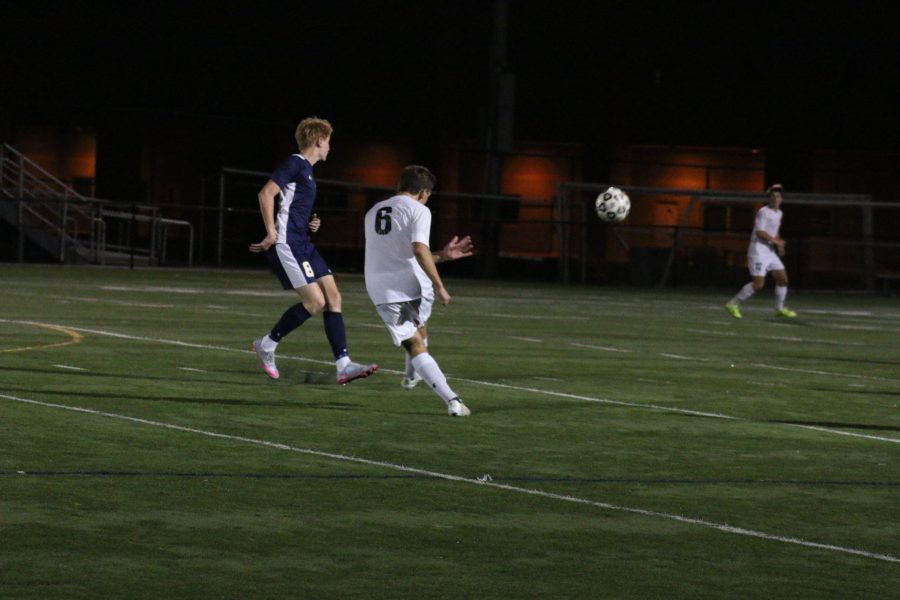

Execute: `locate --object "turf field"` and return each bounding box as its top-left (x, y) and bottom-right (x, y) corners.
top-left (1, 263), bottom-right (898, 599)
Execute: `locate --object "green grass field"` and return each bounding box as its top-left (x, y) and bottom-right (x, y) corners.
top-left (1, 263), bottom-right (898, 599)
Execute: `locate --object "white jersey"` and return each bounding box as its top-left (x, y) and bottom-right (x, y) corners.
top-left (748, 205), bottom-right (782, 257)
top-left (364, 194), bottom-right (433, 305)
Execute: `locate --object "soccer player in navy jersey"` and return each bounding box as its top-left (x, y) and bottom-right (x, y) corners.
top-left (249, 117), bottom-right (378, 384)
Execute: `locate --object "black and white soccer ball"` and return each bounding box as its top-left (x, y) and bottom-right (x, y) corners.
top-left (594, 187), bottom-right (631, 223)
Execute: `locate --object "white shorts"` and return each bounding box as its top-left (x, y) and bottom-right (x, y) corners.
top-left (375, 296), bottom-right (433, 346)
top-left (748, 246), bottom-right (785, 277)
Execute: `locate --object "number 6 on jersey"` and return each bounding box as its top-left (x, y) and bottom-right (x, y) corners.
top-left (375, 207), bottom-right (392, 235)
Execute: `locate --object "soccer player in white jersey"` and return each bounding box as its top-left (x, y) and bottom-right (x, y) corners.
top-left (725, 184), bottom-right (797, 319)
top-left (249, 117), bottom-right (378, 384)
top-left (364, 165), bottom-right (475, 416)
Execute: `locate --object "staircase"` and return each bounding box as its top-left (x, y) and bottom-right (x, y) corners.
top-left (0, 143), bottom-right (194, 266)
top-left (0, 143), bottom-right (104, 263)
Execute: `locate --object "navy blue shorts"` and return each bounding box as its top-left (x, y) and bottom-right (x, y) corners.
top-left (266, 242), bottom-right (333, 290)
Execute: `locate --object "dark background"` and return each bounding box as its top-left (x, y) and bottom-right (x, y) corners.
top-left (3, 0), bottom-right (900, 184)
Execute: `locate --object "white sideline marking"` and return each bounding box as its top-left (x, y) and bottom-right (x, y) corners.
top-left (570, 343), bottom-right (631, 353)
top-left (659, 353), bottom-right (710, 361)
top-left (61, 296), bottom-right (177, 309)
top-left (54, 364), bottom-right (86, 371)
top-left (488, 313), bottom-right (589, 321)
top-left (2, 319), bottom-right (897, 444)
top-left (752, 363), bottom-right (900, 385)
top-left (2, 392), bottom-right (896, 565)
top-left (687, 328), bottom-right (739, 337)
top-left (508, 336), bottom-right (543, 343)
top-left (685, 328), bottom-right (869, 347)
top-left (177, 367), bottom-right (207, 373)
top-left (101, 285), bottom-right (202, 294)
top-left (801, 309), bottom-right (876, 317)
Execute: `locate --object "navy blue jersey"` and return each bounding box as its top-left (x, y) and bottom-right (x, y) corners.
top-left (270, 154), bottom-right (316, 248)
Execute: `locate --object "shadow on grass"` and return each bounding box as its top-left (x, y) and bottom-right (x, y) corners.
top-left (0, 365), bottom-right (267, 386)
top-left (806, 386), bottom-right (900, 397)
top-left (1, 385), bottom-right (363, 409)
top-left (0, 365), bottom-right (345, 389)
top-left (777, 355), bottom-right (900, 367)
top-left (766, 418), bottom-right (900, 432)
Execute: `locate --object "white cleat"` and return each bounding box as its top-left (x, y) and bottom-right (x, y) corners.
top-left (447, 397), bottom-right (470, 417)
top-left (401, 374), bottom-right (422, 389)
top-left (252, 337), bottom-right (279, 379)
top-left (337, 362), bottom-right (379, 385)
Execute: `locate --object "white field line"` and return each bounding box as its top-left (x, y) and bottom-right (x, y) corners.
top-left (449, 377), bottom-right (737, 420)
top-left (686, 328), bottom-right (739, 337)
top-left (57, 296), bottom-right (176, 309)
top-left (830, 323), bottom-right (900, 333)
top-left (684, 328), bottom-right (870, 347)
top-left (53, 364), bottom-right (86, 371)
top-left (2, 392), bottom-right (897, 565)
top-left (752, 363), bottom-right (900, 385)
top-left (100, 285), bottom-right (205, 294)
top-left (569, 343), bottom-right (631, 353)
top-left (659, 353), bottom-right (711, 361)
top-left (3, 319), bottom-right (898, 444)
top-left (487, 313), bottom-right (589, 321)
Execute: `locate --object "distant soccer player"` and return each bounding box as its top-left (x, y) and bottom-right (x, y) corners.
top-left (364, 165), bottom-right (475, 416)
top-left (249, 117), bottom-right (378, 384)
top-left (725, 184), bottom-right (797, 319)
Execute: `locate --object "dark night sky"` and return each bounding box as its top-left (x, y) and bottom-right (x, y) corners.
top-left (3, 0), bottom-right (900, 157)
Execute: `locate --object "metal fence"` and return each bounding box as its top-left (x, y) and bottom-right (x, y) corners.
top-left (182, 169), bottom-right (900, 291)
top-left (7, 154), bottom-right (899, 292)
top-left (557, 182), bottom-right (900, 291)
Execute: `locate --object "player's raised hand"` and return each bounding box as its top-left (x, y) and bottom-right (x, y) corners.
top-left (441, 235), bottom-right (474, 262)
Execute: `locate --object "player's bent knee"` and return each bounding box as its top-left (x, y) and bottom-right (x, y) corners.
top-left (325, 292), bottom-right (342, 312)
top-left (402, 334), bottom-right (427, 357)
top-left (304, 298), bottom-right (327, 315)
top-left (773, 271), bottom-right (789, 286)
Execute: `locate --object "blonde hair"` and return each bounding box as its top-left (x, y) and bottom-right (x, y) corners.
top-left (294, 117), bottom-right (333, 151)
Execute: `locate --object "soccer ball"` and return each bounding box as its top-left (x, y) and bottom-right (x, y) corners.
top-left (594, 187), bottom-right (631, 223)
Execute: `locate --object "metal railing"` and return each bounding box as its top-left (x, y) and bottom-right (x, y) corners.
top-left (0, 143), bottom-right (97, 262)
top-left (556, 182), bottom-right (900, 290)
top-left (0, 143), bottom-right (194, 266)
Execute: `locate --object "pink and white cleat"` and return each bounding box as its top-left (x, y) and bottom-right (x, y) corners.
top-left (252, 337), bottom-right (279, 379)
top-left (337, 362), bottom-right (379, 385)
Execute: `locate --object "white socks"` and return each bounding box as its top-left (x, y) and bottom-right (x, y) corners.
top-left (335, 356), bottom-right (351, 372)
top-left (259, 334), bottom-right (278, 352)
top-left (405, 337), bottom-right (427, 380)
top-left (411, 352), bottom-right (457, 404)
top-left (730, 283), bottom-right (755, 305)
top-left (775, 285), bottom-right (788, 310)
top-left (730, 283), bottom-right (789, 310)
